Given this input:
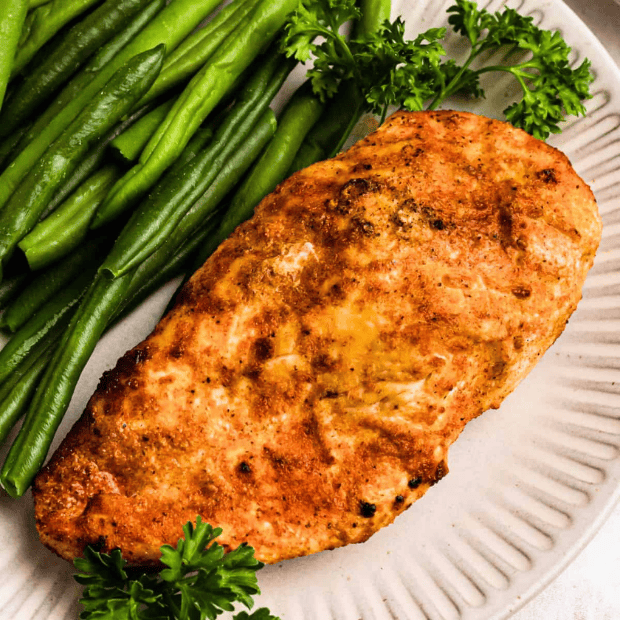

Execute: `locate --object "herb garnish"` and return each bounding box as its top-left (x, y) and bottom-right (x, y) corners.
top-left (283, 0), bottom-right (593, 138)
top-left (74, 517), bottom-right (279, 620)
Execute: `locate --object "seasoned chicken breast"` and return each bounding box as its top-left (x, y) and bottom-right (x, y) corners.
top-left (33, 110), bottom-right (601, 565)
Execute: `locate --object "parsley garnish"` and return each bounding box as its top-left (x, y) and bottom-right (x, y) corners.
top-left (282, 0), bottom-right (593, 139)
top-left (436, 0), bottom-right (594, 139)
top-left (74, 517), bottom-right (279, 620)
top-left (284, 1), bottom-right (456, 123)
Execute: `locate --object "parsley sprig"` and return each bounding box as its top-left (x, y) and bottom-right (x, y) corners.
top-left (284, 1), bottom-right (458, 123)
top-left (74, 517), bottom-right (279, 620)
top-left (436, 0), bottom-right (594, 138)
top-left (282, 0), bottom-right (593, 139)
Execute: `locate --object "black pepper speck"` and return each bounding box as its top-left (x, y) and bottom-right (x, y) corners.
top-left (359, 501), bottom-right (376, 517)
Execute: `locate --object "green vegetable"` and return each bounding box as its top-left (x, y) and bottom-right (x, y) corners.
top-left (164, 126), bottom-right (214, 179)
top-left (0, 0), bottom-right (156, 137)
top-left (435, 0), bottom-right (593, 138)
top-left (100, 0), bottom-right (298, 220)
top-left (2, 237), bottom-right (110, 332)
top-left (0, 124), bottom-right (29, 171)
top-left (99, 50), bottom-right (290, 276)
top-left (352, 0), bottom-right (390, 40)
top-left (38, 102), bottom-right (161, 224)
top-left (0, 0), bottom-right (166, 165)
top-left (0, 45), bottom-right (165, 278)
top-left (27, 0), bottom-right (51, 9)
top-left (0, 0), bottom-right (28, 110)
top-left (18, 167), bottom-right (119, 271)
top-left (0, 338), bottom-right (55, 446)
top-left (74, 517), bottom-right (279, 620)
top-left (39, 139), bottom-right (112, 220)
top-left (109, 98), bottom-right (175, 163)
top-left (0, 273), bottom-right (29, 311)
top-left (0, 264), bottom-right (94, 385)
top-left (12, 0), bottom-right (102, 79)
top-left (137, 0), bottom-right (261, 109)
top-left (287, 79), bottom-right (362, 169)
top-left (0, 0), bottom-right (219, 215)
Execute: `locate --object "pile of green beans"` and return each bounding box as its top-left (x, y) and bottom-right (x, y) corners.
top-left (0, 0), bottom-right (391, 498)
top-left (99, 0), bottom-right (298, 219)
top-left (0, 0), bottom-right (155, 136)
top-left (0, 44), bottom-right (165, 277)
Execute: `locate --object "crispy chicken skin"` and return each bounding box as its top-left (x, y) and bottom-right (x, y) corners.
top-left (33, 110), bottom-right (601, 565)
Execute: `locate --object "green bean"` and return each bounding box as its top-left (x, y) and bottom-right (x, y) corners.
top-left (1, 238), bottom-right (109, 332)
top-left (40, 142), bottom-right (109, 220)
top-left (0, 124), bottom-right (29, 172)
top-left (0, 0), bottom-right (156, 137)
top-left (137, 0), bottom-right (260, 109)
top-left (99, 0), bottom-right (297, 220)
top-left (215, 80), bottom-right (324, 233)
top-left (18, 167), bottom-right (118, 272)
top-left (0, 339), bottom-right (55, 446)
top-left (94, 47), bottom-right (286, 231)
top-left (0, 273), bottom-right (29, 311)
top-left (98, 51), bottom-right (290, 276)
top-left (28, 0), bottom-right (51, 9)
top-left (0, 339), bottom-right (46, 408)
top-left (0, 266), bottom-right (94, 384)
top-left (109, 98), bottom-right (175, 164)
top-left (352, 0), bottom-right (391, 40)
top-left (88, 0), bottom-right (166, 74)
top-left (172, 109), bottom-right (276, 261)
top-left (164, 126), bottom-right (214, 179)
top-left (0, 45), bottom-right (165, 277)
top-left (12, 0), bottom-right (102, 79)
top-left (0, 0), bottom-right (28, 110)
top-left (116, 218), bottom-right (218, 323)
top-left (18, 166), bottom-right (120, 271)
top-left (290, 80), bottom-right (366, 170)
top-left (0, 269), bottom-right (132, 497)
top-left (110, 99), bottom-right (223, 168)
top-left (0, 0), bottom-right (220, 214)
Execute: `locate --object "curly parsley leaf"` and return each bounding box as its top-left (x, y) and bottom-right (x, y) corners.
top-left (283, 2), bottom-right (469, 123)
top-left (440, 0), bottom-right (594, 139)
top-left (74, 517), bottom-right (279, 620)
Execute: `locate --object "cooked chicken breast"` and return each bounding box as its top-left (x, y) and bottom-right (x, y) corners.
top-left (33, 110), bottom-right (601, 565)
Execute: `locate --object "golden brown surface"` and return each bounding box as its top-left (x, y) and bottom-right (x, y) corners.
top-left (33, 110), bottom-right (601, 565)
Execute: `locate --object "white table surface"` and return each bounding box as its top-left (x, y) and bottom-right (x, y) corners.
top-left (512, 1), bottom-right (620, 618)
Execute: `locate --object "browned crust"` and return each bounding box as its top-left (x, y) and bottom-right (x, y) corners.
top-left (33, 110), bottom-right (601, 565)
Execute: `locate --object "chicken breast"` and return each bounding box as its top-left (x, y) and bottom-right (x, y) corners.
top-left (33, 110), bottom-right (601, 565)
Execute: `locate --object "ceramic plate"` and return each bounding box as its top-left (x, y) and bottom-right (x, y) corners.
top-left (1, 0), bottom-right (620, 618)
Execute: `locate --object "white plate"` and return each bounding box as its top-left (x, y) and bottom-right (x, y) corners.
top-left (1, 0), bottom-right (620, 618)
